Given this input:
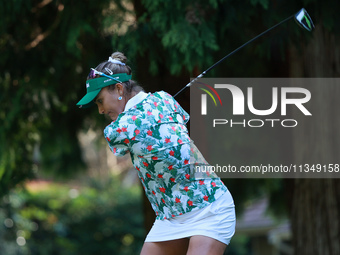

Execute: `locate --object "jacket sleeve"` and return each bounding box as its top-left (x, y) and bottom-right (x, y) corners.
top-left (160, 91), bottom-right (190, 124)
top-left (103, 123), bottom-right (130, 156)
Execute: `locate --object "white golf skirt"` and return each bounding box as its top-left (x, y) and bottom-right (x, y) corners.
top-left (145, 189), bottom-right (236, 245)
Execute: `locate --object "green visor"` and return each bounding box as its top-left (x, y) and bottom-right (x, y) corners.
top-left (76, 73), bottom-right (132, 108)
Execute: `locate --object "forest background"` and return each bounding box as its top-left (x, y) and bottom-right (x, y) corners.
top-left (0, 0), bottom-right (339, 254)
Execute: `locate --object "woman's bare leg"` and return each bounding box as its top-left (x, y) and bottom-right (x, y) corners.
top-left (187, 235), bottom-right (227, 255)
top-left (140, 238), bottom-right (189, 255)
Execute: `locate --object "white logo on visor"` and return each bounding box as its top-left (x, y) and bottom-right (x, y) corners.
top-left (104, 77), bottom-right (119, 83)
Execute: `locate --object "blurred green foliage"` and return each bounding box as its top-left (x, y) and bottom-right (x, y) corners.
top-left (0, 177), bottom-right (144, 255)
top-left (0, 0), bottom-right (114, 195)
top-left (0, 0), bottom-right (331, 197)
top-left (0, 1), bottom-right (339, 253)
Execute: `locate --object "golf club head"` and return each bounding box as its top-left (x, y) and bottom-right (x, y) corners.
top-left (294, 8), bottom-right (315, 32)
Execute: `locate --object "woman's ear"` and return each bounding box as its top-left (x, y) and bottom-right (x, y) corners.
top-left (115, 83), bottom-right (124, 96)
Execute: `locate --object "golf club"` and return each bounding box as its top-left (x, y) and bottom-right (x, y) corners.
top-left (173, 8), bottom-right (315, 98)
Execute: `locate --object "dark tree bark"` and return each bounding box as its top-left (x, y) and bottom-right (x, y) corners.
top-left (289, 25), bottom-right (340, 255)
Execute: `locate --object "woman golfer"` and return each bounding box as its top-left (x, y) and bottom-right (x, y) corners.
top-left (77, 52), bottom-right (236, 255)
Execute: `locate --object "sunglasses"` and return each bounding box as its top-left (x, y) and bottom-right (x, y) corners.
top-left (87, 68), bottom-right (122, 83)
top-left (87, 69), bottom-right (97, 79)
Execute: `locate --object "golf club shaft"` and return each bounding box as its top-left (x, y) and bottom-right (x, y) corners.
top-left (173, 14), bottom-right (295, 98)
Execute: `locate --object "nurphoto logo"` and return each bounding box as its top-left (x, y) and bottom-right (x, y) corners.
top-left (198, 81), bottom-right (312, 128)
top-left (198, 82), bottom-right (223, 115)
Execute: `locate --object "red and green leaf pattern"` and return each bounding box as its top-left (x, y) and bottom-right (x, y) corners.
top-left (104, 91), bottom-right (227, 219)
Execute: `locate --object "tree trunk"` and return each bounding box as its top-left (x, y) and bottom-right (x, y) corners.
top-left (291, 179), bottom-right (340, 255)
top-left (289, 25), bottom-right (340, 255)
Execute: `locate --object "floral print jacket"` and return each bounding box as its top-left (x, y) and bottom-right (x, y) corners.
top-left (104, 91), bottom-right (227, 220)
